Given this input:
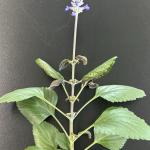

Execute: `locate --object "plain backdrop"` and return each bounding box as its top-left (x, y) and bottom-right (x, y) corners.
top-left (0, 0), bottom-right (150, 149)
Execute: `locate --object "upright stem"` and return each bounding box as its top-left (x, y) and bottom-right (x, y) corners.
top-left (72, 14), bottom-right (78, 60)
top-left (69, 14), bottom-right (79, 150)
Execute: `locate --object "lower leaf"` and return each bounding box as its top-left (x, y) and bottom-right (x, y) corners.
top-left (17, 88), bottom-right (58, 125)
top-left (94, 107), bottom-right (150, 150)
top-left (33, 121), bottom-right (69, 150)
top-left (95, 133), bottom-right (127, 150)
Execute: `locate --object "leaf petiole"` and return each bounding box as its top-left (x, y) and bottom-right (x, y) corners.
top-left (52, 115), bottom-right (69, 139)
top-left (84, 141), bottom-right (96, 150)
top-left (74, 81), bottom-right (88, 102)
top-left (61, 83), bottom-right (70, 98)
top-left (75, 97), bottom-right (96, 119)
top-left (41, 98), bottom-right (70, 119)
top-left (75, 124), bottom-right (94, 141)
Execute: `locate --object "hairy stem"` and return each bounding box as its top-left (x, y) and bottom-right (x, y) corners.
top-left (75, 97), bottom-right (96, 119)
top-left (41, 98), bottom-right (69, 119)
top-left (69, 14), bottom-right (79, 150)
top-left (53, 115), bottom-right (69, 139)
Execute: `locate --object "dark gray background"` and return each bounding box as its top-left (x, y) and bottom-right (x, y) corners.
top-left (0, 0), bottom-right (150, 149)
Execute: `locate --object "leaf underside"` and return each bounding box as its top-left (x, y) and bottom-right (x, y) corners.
top-left (94, 107), bottom-right (150, 150)
top-left (82, 56), bottom-right (117, 82)
top-left (95, 85), bottom-right (146, 102)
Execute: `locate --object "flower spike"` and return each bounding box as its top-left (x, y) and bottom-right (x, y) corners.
top-left (65, 0), bottom-right (90, 16)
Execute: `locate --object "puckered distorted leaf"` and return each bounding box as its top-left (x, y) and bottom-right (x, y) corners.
top-left (88, 81), bottom-right (99, 89)
top-left (76, 55), bottom-right (88, 65)
top-left (33, 121), bottom-right (69, 150)
top-left (25, 146), bottom-right (42, 150)
top-left (0, 87), bottom-right (44, 103)
top-left (82, 56), bottom-right (117, 82)
top-left (94, 85), bottom-right (146, 102)
top-left (35, 58), bottom-right (64, 80)
top-left (59, 59), bottom-right (70, 71)
top-left (94, 107), bottom-right (150, 142)
top-left (50, 80), bottom-right (63, 88)
top-left (17, 88), bottom-right (58, 125)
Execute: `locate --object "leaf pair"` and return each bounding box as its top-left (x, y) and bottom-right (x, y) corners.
top-left (35, 56), bottom-right (117, 83)
top-left (0, 87), bottom-right (58, 125)
top-left (94, 107), bottom-right (150, 150)
top-left (25, 121), bottom-right (69, 150)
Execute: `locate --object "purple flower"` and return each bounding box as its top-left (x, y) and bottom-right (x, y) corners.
top-left (65, 0), bottom-right (90, 16)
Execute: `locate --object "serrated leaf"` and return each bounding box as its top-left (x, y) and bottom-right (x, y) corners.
top-left (96, 134), bottom-right (127, 150)
top-left (36, 58), bottom-right (64, 80)
top-left (25, 146), bottom-right (42, 150)
top-left (17, 88), bottom-right (58, 125)
top-left (82, 56), bottom-right (117, 81)
top-left (94, 107), bottom-right (150, 142)
top-left (94, 85), bottom-right (146, 102)
top-left (33, 121), bottom-right (69, 150)
top-left (0, 87), bottom-right (44, 103)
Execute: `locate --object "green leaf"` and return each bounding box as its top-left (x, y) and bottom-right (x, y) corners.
top-left (36, 58), bottom-right (64, 80)
top-left (25, 146), bottom-right (42, 150)
top-left (17, 88), bottom-right (58, 125)
top-left (82, 56), bottom-right (117, 82)
top-left (95, 85), bottom-right (146, 102)
top-left (94, 107), bottom-right (150, 142)
top-left (56, 132), bottom-right (69, 150)
top-left (33, 121), bottom-right (69, 150)
top-left (95, 134), bottom-right (127, 150)
top-left (0, 87), bottom-right (44, 103)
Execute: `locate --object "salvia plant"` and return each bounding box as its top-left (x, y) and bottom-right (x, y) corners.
top-left (0, 0), bottom-right (150, 150)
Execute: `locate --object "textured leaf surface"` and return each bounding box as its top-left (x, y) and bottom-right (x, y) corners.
top-left (0, 88), bottom-right (44, 103)
top-left (96, 134), bottom-right (127, 150)
top-left (95, 85), bottom-right (146, 102)
top-left (25, 146), bottom-right (42, 150)
top-left (17, 88), bottom-right (58, 125)
top-left (33, 121), bottom-right (69, 150)
top-left (82, 56), bottom-right (117, 81)
top-left (36, 58), bottom-right (64, 80)
top-left (94, 107), bottom-right (150, 141)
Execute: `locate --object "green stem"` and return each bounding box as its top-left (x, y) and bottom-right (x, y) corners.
top-left (72, 14), bottom-right (78, 60)
top-left (75, 97), bottom-right (96, 119)
top-left (84, 141), bottom-right (96, 150)
top-left (75, 124), bottom-right (94, 141)
top-left (41, 98), bottom-right (69, 119)
top-left (69, 13), bottom-right (79, 150)
top-left (53, 115), bottom-right (69, 139)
